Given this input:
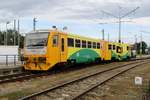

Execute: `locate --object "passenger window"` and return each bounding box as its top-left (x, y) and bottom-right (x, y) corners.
top-left (113, 45), bottom-right (116, 50)
top-left (97, 43), bottom-right (100, 49)
top-left (88, 41), bottom-right (91, 48)
top-left (117, 46), bottom-right (122, 53)
top-left (61, 38), bottom-right (64, 52)
top-left (127, 46), bottom-right (129, 50)
top-left (53, 35), bottom-right (58, 47)
top-left (108, 44), bottom-right (112, 50)
top-left (75, 39), bottom-right (80, 48)
top-left (82, 40), bottom-right (86, 48)
top-left (67, 38), bottom-right (74, 47)
top-left (93, 42), bottom-right (96, 49)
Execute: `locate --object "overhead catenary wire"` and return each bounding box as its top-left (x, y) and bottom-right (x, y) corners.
top-left (101, 6), bottom-right (140, 43)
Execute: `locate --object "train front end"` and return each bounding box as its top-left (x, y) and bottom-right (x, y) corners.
top-left (23, 30), bottom-right (50, 71)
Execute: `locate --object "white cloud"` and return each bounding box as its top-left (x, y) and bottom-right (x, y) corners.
top-left (133, 17), bottom-right (150, 26)
top-left (0, 0), bottom-right (145, 22)
top-left (0, 0), bottom-right (150, 33)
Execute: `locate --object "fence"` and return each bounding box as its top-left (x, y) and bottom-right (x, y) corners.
top-left (0, 55), bottom-right (22, 66)
top-left (143, 94), bottom-right (150, 100)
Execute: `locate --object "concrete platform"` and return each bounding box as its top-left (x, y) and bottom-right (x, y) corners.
top-left (0, 62), bottom-right (23, 76)
top-left (136, 55), bottom-right (150, 59)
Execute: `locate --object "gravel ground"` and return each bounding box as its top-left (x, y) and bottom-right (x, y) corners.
top-left (34, 61), bottom-right (140, 100)
top-left (0, 61), bottom-right (133, 100)
top-left (79, 62), bottom-right (150, 100)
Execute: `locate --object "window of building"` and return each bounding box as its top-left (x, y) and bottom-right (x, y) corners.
top-left (75, 39), bottom-right (80, 48)
top-left (93, 42), bottom-right (96, 49)
top-left (53, 35), bottom-right (58, 47)
top-left (97, 43), bottom-right (100, 49)
top-left (88, 41), bottom-right (91, 48)
top-left (113, 45), bottom-right (116, 50)
top-left (67, 38), bottom-right (74, 47)
top-left (108, 44), bottom-right (112, 50)
top-left (82, 40), bottom-right (86, 48)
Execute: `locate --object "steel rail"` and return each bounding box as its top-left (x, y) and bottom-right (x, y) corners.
top-left (72, 61), bottom-right (150, 100)
top-left (19, 59), bottom-right (150, 100)
top-left (0, 57), bottom-right (143, 84)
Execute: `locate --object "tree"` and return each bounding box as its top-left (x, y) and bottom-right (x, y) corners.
top-left (134, 41), bottom-right (147, 54)
top-left (0, 29), bottom-right (24, 48)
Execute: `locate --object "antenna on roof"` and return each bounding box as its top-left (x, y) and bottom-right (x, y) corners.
top-left (63, 26), bottom-right (68, 30)
top-left (52, 26), bottom-right (57, 30)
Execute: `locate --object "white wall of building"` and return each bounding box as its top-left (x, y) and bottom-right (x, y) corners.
top-left (0, 46), bottom-right (19, 63)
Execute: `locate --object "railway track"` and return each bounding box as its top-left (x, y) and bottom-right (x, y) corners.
top-left (0, 58), bottom-right (141, 84)
top-left (0, 72), bottom-right (36, 84)
top-left (19, 59), bottom-right (150, 100)
top-left (0, 71), bottom-right (56, 84)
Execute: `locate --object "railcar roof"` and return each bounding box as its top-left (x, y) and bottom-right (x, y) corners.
top-left (50, 29), bottom-right (101, 41)
top-left (28, 29), bottom-right (130, 45)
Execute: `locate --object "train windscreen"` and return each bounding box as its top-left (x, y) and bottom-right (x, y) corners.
top-left (25, 32), bottom-right (49, 48)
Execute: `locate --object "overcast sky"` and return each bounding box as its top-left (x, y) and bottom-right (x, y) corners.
top-left (0, 0), bottom-right (150, 44)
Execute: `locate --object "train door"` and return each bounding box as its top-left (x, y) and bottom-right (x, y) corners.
top-left (101, 40), bottom-right (111, 61)
top-left (46, 31), bottom-right (60, 68)
top-left (60, 33), bottom-right (67, 62)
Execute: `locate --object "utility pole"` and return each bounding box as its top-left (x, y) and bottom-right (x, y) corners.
top-left (14, 19), bottom-right (16, 45)
top-left (5, 21), bottom-right (10, 45)
top-left (33, 18), bottom-right (37, 31)
top-left (17, 20), bottom-right (20, 47)
top-left (108, 33), bottom-right (110, 42)
top-left (140, 33), bottom-right (142, 58)
top-left (135, 34), bottom-right (137, 54)
top-left (99, 23), bottom-right (106, 40)
top-left (101, 6), bottom-right (140, 43)
top-left (102, 29), bottom-right (104, 40)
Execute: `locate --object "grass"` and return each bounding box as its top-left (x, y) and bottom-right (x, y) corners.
top-left (0, 89), bottom-right (33, 100)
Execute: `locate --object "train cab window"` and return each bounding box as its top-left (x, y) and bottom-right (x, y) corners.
top-left (88, 41), bottom-right (92, 48)
top-left (93, 42), bottom-right (96, 49)
top-left (117, 46), bottom-right (122, 53)
top-left (113, 45), bottom-right (116, 50)
top-left (75, 39), bottom-right (81, 48)
top-left (67, 38), bottom-right (74, 47)
top-left (97, 43), bottom-right (100, 49)
top-left (108, 44), bottom-right (112, 50)
top-left (53, 35), bottom-right (58, 47)
top-left (82, 40), bottom-right (86, 48)
top-left (61, 38), bottom-right (64, 52)
top-left (127, 46), bottom-right (129, 50)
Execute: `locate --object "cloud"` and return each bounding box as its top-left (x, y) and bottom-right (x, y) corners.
top-left (0, 0), bottom-right (150, 26)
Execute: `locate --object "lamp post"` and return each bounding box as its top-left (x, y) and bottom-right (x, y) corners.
top-left (17, 20), bottom-right (20, 46)
top-left (14, 19), bottom-right (16, 45)
top-left (33, 18), bottom-right (37, 31)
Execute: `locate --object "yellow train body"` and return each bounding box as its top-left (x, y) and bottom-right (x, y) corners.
top-left (23, 30), bottom-right (131, 71)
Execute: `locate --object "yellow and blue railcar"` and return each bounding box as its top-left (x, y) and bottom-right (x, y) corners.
top-left (23, 30), bottom-right (104, 71)
top-left (67, 34), bottom-right (102, 64)
top-left (23, 29), bottom-right (131, 71)
top-left (108, 42), bottom-right (131, 61)
top-left (121, 43), bottom-right (131, 60)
